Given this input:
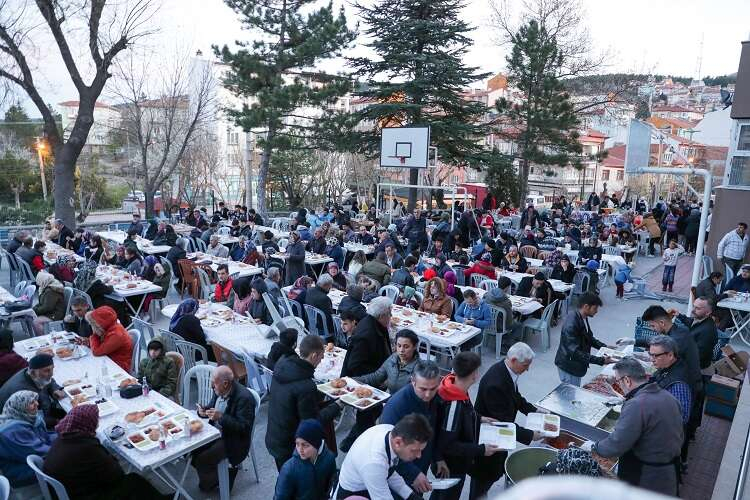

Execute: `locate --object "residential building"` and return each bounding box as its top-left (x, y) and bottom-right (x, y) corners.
top-left (652, 104), bottom-right (704, 122)
top-left (58, 100), bottom-right (121, 154)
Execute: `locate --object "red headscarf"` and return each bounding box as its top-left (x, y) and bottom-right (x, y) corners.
top-left (55, 404), bottom-right (99, 436)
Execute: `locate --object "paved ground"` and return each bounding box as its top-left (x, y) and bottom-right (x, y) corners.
top-left (4, 251), bottom-right (740, 500)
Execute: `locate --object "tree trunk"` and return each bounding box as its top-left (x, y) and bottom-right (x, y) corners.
top-left (144, 187), bottom-right (154, 219)
top-left (256, 130), bottom-right (275, 217)
top-left (53, 147), bottom-right (78, 229)
top-left (407, 168), bottom-right (419, 210)
top-left (518, 159), bottom-right (530, 207)
top-left (12, 188), bottom-right (20, 209)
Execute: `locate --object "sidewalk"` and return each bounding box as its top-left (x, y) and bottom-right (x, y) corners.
top-left (645, 255), bottom-right (695, 302)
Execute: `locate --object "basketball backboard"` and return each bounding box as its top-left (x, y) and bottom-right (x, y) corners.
top-left (380, 126), bottom-right (430, 168)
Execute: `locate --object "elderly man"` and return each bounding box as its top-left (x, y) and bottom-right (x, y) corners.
top-left (359, 251), bottom-right (391, 286)
top-left (54, 219), bottom-right (75, 248)
top-left (264, 267), bottom-right (283, 305)
top-left (340, 296), bottom-right (394, 451)
top-left (62, 296), bottom-right (93, 337)
top-left (591, 359), bottom-right (683, 496)
top-left (128, 213), bottom-right (145, 235)
top-left (339, 284), bottom-right (367, 321)
top-left (206, 235), bottom-right (229, 258)
top-left (354, 225), bottom-right (374, 245)
top-left (304, 274), bottom-right (335, 338)
top-left (0, 353), bottom-right (66, 428)
top-left (193, 365), bottom-right (255, 492)
top-left (717, 222), bottom-right (749, 274)
top-left (375, 229), bottom-right (395, 255)
top-left (380, 360), bottom-right (443, 495)
top-left (307, 228), bottom-right (327, 254)
top-left (501, 245), bottom-right (528, 273)
top-left (6, 230), bottom-right (28, 254)
top-left (472, 343), bottom-right (544, 498)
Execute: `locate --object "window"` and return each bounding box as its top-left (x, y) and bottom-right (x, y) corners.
top-left (228, 131), bottom-right (239, 145)
top-left (728, 157), bottom-right (750, 187)
top-left (601, 169), bottom-right (610, 181)
top-left (616, 170), bottom-right (624, 181)
top-left (738, 125), bottom-right (750, 151)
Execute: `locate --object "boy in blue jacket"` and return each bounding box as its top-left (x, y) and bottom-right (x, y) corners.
top-left (274, 419), bottom-right (336, 500)
top-left (455, 289), bottom-right (493, 351)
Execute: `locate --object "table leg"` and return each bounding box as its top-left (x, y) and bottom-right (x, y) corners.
top-left (730, 310), bottom-right (750, 347)
top-left (218, 458), bottom-right (230, 500)
top-left (150, 461), bottom-right (195, 500)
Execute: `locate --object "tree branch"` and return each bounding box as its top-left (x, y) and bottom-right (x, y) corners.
top-left (35, 0), bottom-right (86, 91)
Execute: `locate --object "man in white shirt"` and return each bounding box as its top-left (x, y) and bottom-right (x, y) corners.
top-left (336, 415), bottom-right (431, 500)
top-left (718, 222), bottom-right (749, 274)
top-left (206, 235), bottom-right (229, 258)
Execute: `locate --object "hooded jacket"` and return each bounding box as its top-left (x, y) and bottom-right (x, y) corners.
top-left (137, 337), bottom-right (178, 398)
top-left (420, 278), bottom-right (453, 317)
top-left (265, 356), bottom-right (341, 461)
top-left (88, 307), bottom-right (133, 372)
top-left (483, 287), bottom-right (514, 330)
top-left (274, 446), bottom-right (337, 500)
top-left (435, 374), bottom-right (484, 475)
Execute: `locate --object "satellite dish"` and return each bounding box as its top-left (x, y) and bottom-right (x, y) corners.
top-left (721, 89), bottom-right (734, 109)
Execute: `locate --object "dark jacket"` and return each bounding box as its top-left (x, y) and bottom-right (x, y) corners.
top-left (551, 264), bottom-right (577, 284)
top-left (435, 374), bottom-right (483, 476)
top-left (274, 447), bottom-right (337, 500)
top-left (380, 383), bottom-right (442, 482)
top-left (554, 310), bottom-right (606, 377)
top-left (390, 267), bottom-right (415, 289)
top-left (579, 245), bottom-right (602, 262)
top-left (359, 259), bottom-right (391, 285)
top-left (520, 209), bottom-right (539, 229)
top-left (266, 356), bottom-right (341, 461)
top-left (56, 225), bottom-right (75, 247)
top-left (338, 296), bottom-right (367, 321)
top-left (307, 237), bottom-right (327, 255)
top-left (43, 433), bottom-right (123, 500)
top-left (153, 230), bottom-right (178, 247)
top-left (677, 314), bottom-right (718, 370)
top-left (384, 251), bottom-right (403, 270)
top-left (173, 315), bottom-right (216, 362)
top-left (63, 315), bottom-right (93, 338)
top-left (403, 216), bottom-right (428, 250)
top-left (474, 360), bottom-right (537, 480)
top-left (266, 342), bottom-right (298, 370)
top-left (303, 286), bottom-right (335, 336)
top-left (166, 246), bottom-right (187, 278)
top-left (340, 314), bottom-right (392, 377)
top-left (0, 369), bottom-right (62, 422)
top-left (695, 277), bottom-right (726, 305)
top-left (515, 277), bottom-right (553, 308)
top-left (0, 351), bottom-right (28, 387)
top-left (204, 380), bottom-right (256, 466)
top-left (667, 322), bottom-right (702, 391)
top-left (286, 240), bottom-right (307, 285)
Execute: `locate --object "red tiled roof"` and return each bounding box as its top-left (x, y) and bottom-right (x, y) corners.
top-left (652, 105), bottom-right (699, 113)
top-left (585, 129), bottom-right (608, 138)
top-left (703, 146), bottom-right (728, 161)
top-left (58, 100), bottom-right (116, 110)
top-left (602, 144), bottom-right (626, 168)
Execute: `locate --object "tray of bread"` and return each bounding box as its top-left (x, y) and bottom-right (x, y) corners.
top-left (317, 377), bottom-right (390, 410)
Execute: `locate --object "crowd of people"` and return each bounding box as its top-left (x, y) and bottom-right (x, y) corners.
top-left (0, 190), bottom-right (747, 499)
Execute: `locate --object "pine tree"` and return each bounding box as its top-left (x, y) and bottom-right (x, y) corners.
top-left (496, 19), bottom-right (582, 204)
top-left (216, 0), bottom-right (357, 215)
top-left (483, 151), bottom-right (520, 206)
top-left (349, 0), bottom-right (490, 210)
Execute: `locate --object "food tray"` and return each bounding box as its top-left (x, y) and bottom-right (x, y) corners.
top-left (479, 422), bottom-right (517, 450)
top-left (526, 412), bottom-right (561, 437)
top-left (50, 332), bottom-right (78, 344)
top-left (80, 397), bottom-right (119, 417)
top-left (596, 347), bottom-right (628, 361)
top-left (126, 428), bottom-right (162, 451)
top-left (23, 338), bottom-right (52, 352)
top-left (64, 382), bottom-right (97, 400)
top-left (430, 478), bottom-right (461, 490)
top-left (123, 402), bottom-right (171, 427)
top-left (201, 318), bottom-right (224, 328)
top-left (55, 345), bottom-right (88, 361)
top-left (536, 384), bottom-right (612, 428)
top-left (317, 377), bottom-right (390, 409)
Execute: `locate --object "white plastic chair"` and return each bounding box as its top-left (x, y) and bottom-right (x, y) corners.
top-left (470, 273), bottom-right (490, 288)
top-left (181, 364), bottom-right (216, 408)
top-left (480, 280), bottom-right (498, 293)
top-left (174, 338), bottom-right (209, 373)
top-left (244, 387), bottom-right (261, 483)
top-left (522, 299), bottom-right (558, 352)
top-left (13, 280), bottom-right (28, 297)
top-left (304, 304), bottom-right (331, 339)
top-left (127, 329), bottom-right (141, 374)
top-left (0, 475), bottom-right (8, 500)
top-left (26, 455), bottom-right (70, 500)
top-left (194, 267), bottom-right (213, 302)
top-left (379, 284), bottom-right (399, 303)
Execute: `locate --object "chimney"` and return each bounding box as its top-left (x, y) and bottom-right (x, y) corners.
top-left (730, 40), bottom-right (750, 119)
top-left (196, 49), bottom-right (203, 57)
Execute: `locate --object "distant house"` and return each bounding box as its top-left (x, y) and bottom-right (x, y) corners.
top-left (58, 100), bottom-right (121, 154)
top-left (651, 104), bottom-right (704, 122)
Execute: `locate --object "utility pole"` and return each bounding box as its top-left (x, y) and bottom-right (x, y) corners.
top-left (244, 132), bottom-right (254, 209)
top-left (35, 137), bottom-right (47, 201)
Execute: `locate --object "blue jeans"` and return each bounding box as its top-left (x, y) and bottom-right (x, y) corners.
top-left (662, 265), bottom-right (676, 286)
top-left (558, 368), bottom-right (582, 386)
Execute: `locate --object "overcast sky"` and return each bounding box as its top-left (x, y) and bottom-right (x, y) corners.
top-left (5, 0), bottom-right (750, 117)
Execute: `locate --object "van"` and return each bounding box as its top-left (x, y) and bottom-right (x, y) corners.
top-left (525, 194), bottom-right (551, 209)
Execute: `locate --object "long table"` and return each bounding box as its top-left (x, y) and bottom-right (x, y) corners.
top-left (186, 253), bottom-right (264, 279)
top-left (718, 296), bottom-right (750, 347)
top-left (97, 230), bottom-right (172, 255)
top-left (97, 266), bottom-right (163, 322)
top-left (13, 333), bottom-right (230, 500)
top-left (455, 285), bottom-right (544, 316)
top-left (496, 270), bottom-right (575, 293)
top-left (40, 242), bottom-right (86, 266)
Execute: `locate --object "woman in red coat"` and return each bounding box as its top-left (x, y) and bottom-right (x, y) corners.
top-left (84, 306), bottom-right (133, 372)
top-left (462, 252), bottom-right (497, 281)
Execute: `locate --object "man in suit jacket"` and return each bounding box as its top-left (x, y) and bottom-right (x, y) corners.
top-left (192, 366), bottom-right (255, 492)
top-left (472, 343), bottom-right (543, 498)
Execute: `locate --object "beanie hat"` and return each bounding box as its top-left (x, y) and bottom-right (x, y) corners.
top-left (586, 259), bottom-right (599, 271)
top-left (29, 353), bottom-right (54, 369)
top-left (295, 419), bottom-right (323, 449)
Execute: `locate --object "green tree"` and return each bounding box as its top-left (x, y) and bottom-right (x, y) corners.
top-left (348, 0), bottom-right (490, 210)
top-left (496, 19), bottom-right (582, 204)
top-left (483, 151), bottom-right (520, 205)
top-left (635, 98), bottom-right (650, 120)
top-left (0, 150), bottom-right (36, 208)
top-left (216, 0), bottom-right (357, 216)
top-left (269, 142), bottom-right (321, 209)
top-left (3, 104), bottom-right (37, 149)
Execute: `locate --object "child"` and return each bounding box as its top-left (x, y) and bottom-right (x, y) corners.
top-left (273, 420), bottom-right (336, 500)
top-left (661, 239), bottom-right (684, 292)
top-left (614, 262), bottom-right (633, 299)
top-left (137, 337), bottom-right (178, 400)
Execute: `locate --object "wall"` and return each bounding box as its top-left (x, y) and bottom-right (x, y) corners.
top-left (706, 186), bottom-right (750, 266)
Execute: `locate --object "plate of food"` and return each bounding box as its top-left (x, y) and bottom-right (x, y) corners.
top-left (124, 403), bottom-right (170, 427)
top-left (201, 318), bottom-right (223, 328)
top-left (55, 345), bottom-right (86, 360)
top-left (65, 382), bottom-right (97, 400)
top-left (525, 412), bottom-right (560, 437)
top-left (127, 427), bottom-right (161, 452)
top-left (479, 422), bottom-right (516, 450)
top-left (80, 397), bottom-right (118, 417)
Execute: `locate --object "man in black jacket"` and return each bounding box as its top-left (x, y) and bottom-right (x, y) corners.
top-left (193, 366), bottom-right (255, 492)
top-left (472, 343), bottom-right (543, 498)
top-left (62, 296), bottom-right (93, 337)
top-left (0, 354), bottom-right (66, 429)
top-left (403, 209), bottom-right (428, 253)
top-left (339, 296), bottom-right (393, 451)
top-left (433, 352), bottom-right (500, 500)
top-left (339, 284), bottom-right (368, 321)
top-left (554, 293), bottom-right (614, 386)
top-left (390, 256), bottom-right (417, 289)
top-left (54, 219), bottom-right (75, 248)
top-left (266, 335), bottom-right (342, 469)
top-left (303, 274), bottom-right (336, 338)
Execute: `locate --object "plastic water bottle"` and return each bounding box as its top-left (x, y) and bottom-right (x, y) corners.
top-left (142, 377), bottom-right (150, 397)
top-left (101, 360), bottom-right (109, 379)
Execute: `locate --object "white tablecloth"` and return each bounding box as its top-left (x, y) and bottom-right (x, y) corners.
top-left (97, 231), bottom-right (171, 255)
top-left (97, 266), bottom-right (162, 298)
top-left (40, 242), bottom-right (86, 265)
top-left (496, 270), bottom-right (574, 293)
top-left (12, 334), bottom-right (221, 472)
top-left (187, 253), bottom-right (263, 279)
top-left (271, 250), bottom-right (333, 266)
top-left (344, 243), bottom-right (375, 255)
top-left (455, 286), bottom-right (543, 315)
top-left (391, 304), bottom-right (481, 349)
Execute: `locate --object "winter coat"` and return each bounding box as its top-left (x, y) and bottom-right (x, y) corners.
top-left (354, 353), bottom-right (418, 394)
top-left (677, 314), bottom-right (718, 370)
top-left (390, 267), bottom-right (415, 289)
top-left (554, 310), bottom-right (606, 377)
top-left (88, 307), bottom-right (133, 373)
top-left (203, 380), bottom-right (256, 466)
top-left (137, 337), bottom-right (178, 398)
top-left (483, 288), bottom-right (515, 330)
top-left (455, 300), bottom-right (493, 329)
top-left (359, 259), bottom-right (392, 286)
top-left (273, 447), bottom-right (337, 500)
top-left (172, 315), bottom-right (215, 362)
top-left (266, 342), bottom-right (298, 370)
top-left (0, 418), bottom-right (56, 487)
top-left (265, 356), bottom-right (341, 461)
top-left (338, 296), bottom-right (367, 321)
top-left (0, 370), bottom-right (62, 421)
top-left (685, 210), bottom-right (701, 240)
top-left (286, 240), bottom-right (307, 285)
top-left (33, 287), bottom-right (65, 320)
top-left (340, 314), bottom-right (392, 377)
top-left (593, 382), bottom-right (683, 496)
top-left (0, 351), bottom-right (28, 387)
top-left (462, 260), bottom-right (497, 280)
top-left (435, 374), bottom-right (484, 476)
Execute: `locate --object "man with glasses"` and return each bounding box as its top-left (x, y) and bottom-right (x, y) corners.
top-left (589, 358), bottom-right (683, 496)
top-left (648, 336), bottom-right (692, 424)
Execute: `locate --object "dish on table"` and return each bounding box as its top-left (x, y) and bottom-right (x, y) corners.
top-left (123, 403), bottom-right (169, 427)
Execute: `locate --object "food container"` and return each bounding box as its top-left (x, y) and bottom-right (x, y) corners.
top-left (317, 377), bottom-right (390, 409)
top-left (123, 402), bottom-right (170, 427)
top-left (80, 397), bottom-right (118, 417)
top-left (64, 382), bottom-right (97, 400)
top-left (504, 447), bottom-right (558, 487)
top-left (479, 422), bottom-right (516, 450)
top-left (525, 413), bottom-right (561, 437)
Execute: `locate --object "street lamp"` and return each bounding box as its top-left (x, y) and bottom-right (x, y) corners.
top-left (35, 138), bottom-right (48, 201)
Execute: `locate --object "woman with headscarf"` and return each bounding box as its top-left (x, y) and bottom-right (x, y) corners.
top-left (144, 219), bottom-right (159, 240)
top-left (420, 277), bottom-right (453, 317)
top-left (49, 254), bottom-right (76, 284)
top-left (347, 250), bottom-right (367, 278)
top-left (434, 253), bottom-right (453, 279)
top-left (323, 262), bottom-right (347, 291)
top-left (124, 247), bottom-right (143, 275)
top-left (43, 404), bottom-right (170, 500)
top-left (442, 270), bottom-right (464, 303)
top-left (287, 276), bottom-right (314, 311)
top-left (140, 258), bottom-right (171, 319)
top-left (246, 278), bottom-right (272, 325)
top-left (0, 391), bottom-right (56, 487)
top-left (242, 239), bottom-right (264, 266)
top-left (325, 234), bottom-right (344, 268)
top-left (32, 271), bottom-right (66, 335)
top-left (0, 329), bottom-right (27, 387)
top-left (285, 230), bottom-right (307, 285)
top-left (170, 298), bottom-right (214, 362)
top-left (85, 234), bottom-right (105, 263)
top-left (394, 285), bottom-right (420, 309)
top-left (232, 277), bottom-right (254, 316)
